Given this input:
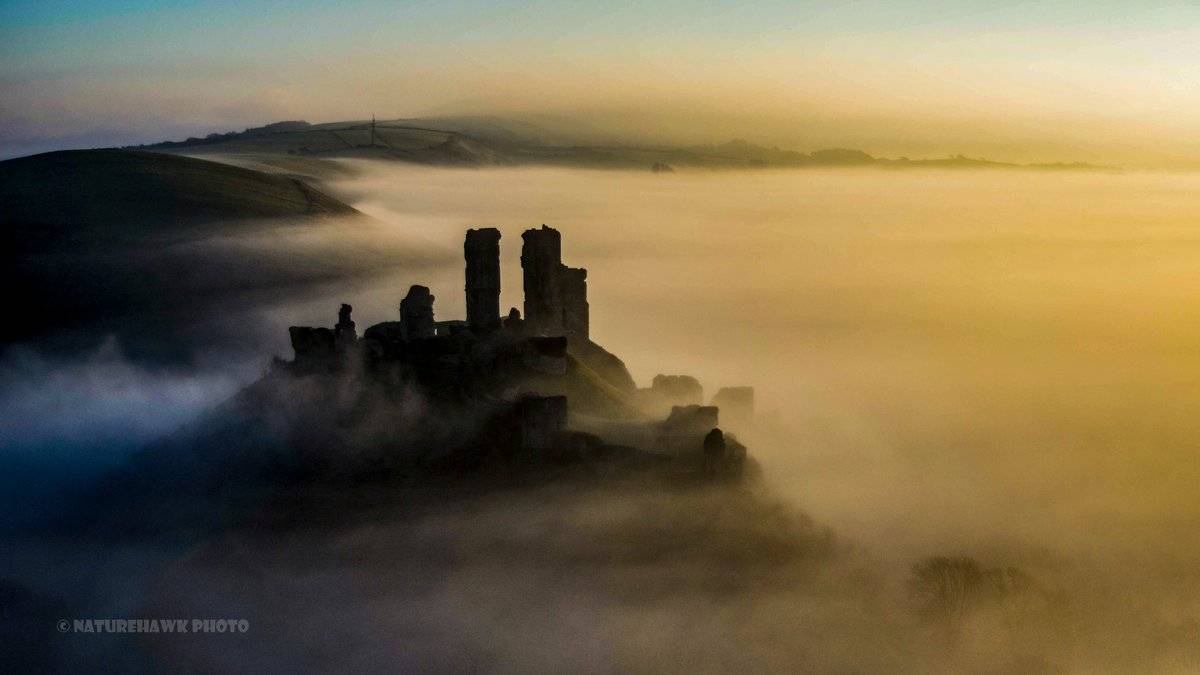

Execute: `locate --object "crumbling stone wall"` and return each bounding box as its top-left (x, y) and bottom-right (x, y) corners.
top-left (289, 304), bottom-right (357, 367)
top-left (663, 404), bottom-right (719, 435)
top-left (399, 285), bottom-right (436, 340)
top-left (289, 326), bottom-right (335, 363)
top-left (656, 404), bottom-right (720, 454)
top-left (559, 265), bottom-right (589, 340)
top-left (465, 228), bottom-right (501, 333)
top-left (652, 374), bottom-right (703, 405)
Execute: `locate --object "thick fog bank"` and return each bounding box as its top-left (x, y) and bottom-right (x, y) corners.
top-left (327, 164), bottom-right (1200, 546)
top-left (327, 163), bottom-right (1200, 669)
top-left (4, 162), bottom-right (1199, 671)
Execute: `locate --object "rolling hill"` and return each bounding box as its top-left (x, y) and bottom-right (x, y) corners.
top-left (1, 149), bottom-right (355, 252)
top-left (0, 150), bottom-right (436, 362)
top-left (135, 117), bottom-right (1101, 172)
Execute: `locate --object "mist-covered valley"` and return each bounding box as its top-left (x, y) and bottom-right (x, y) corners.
top-left (332, 163), bottom-right (1200, 554)
top-left (4, 160), bottom-right (1200, 672)
top-left (331, 165), bottom-right (1200, 671)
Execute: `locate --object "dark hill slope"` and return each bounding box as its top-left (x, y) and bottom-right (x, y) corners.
top-left (0, 150), bottom-right (436, 363)
top-left (1, 149), bottom-right (355, 254)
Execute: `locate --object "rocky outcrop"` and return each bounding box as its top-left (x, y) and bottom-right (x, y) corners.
top-left (465, 228), bottom-right (502, 333)
top-left (399, 285), bottom-right (436, 340)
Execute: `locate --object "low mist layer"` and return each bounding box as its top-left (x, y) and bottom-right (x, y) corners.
top-left (323, 163), bottom-right (1200, 669)
top-left (330, 164), bottom-right (1200, 546)
top-left (5, 162), bottom-right (1200, 671)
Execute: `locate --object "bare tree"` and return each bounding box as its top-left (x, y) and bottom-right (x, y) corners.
top-left (908, 556), bottom-right (986, 634)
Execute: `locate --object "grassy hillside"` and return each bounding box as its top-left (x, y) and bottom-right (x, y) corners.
top-left (1, 149), bottom-right (355, 253)
top-left (137, 118), bottom-right (1102, 172)
top-left (0, 150), bottom-right (431, 362)
top-left (146, 120), bottom-right (506, 166)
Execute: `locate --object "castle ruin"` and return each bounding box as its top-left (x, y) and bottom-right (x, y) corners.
top-left (286, 224), bottom-right (750, 479)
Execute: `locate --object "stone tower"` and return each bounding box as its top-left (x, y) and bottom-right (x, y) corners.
top-left (464, 228), bottom-right (501, 333)
top-left (520, 225), bottom-right (563, 336)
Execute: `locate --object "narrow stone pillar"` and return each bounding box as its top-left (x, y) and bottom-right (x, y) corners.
top-left (334, 303), bottom-right (357, 352)
top-left (465, 228), bottom-right (501, 333)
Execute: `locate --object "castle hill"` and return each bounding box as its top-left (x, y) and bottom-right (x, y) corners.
top-left (284, 225), bottom-right (755, 481)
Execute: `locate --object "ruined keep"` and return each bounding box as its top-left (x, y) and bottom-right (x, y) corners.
top-left (520, 225), bottom-right (590, 340)
top-left (465, 228), bottom-right (502, 332)
top-left (399, 285), bottom-right (435, 340)
top-left (521, 225), bottom-right (563, 336)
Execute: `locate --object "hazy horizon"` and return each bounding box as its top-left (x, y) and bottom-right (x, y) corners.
top-left (5, 1), bottom-right (1200, 166)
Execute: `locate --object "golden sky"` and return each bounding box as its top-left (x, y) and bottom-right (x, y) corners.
top-left (4, 1), bottom-right (1200, 164)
